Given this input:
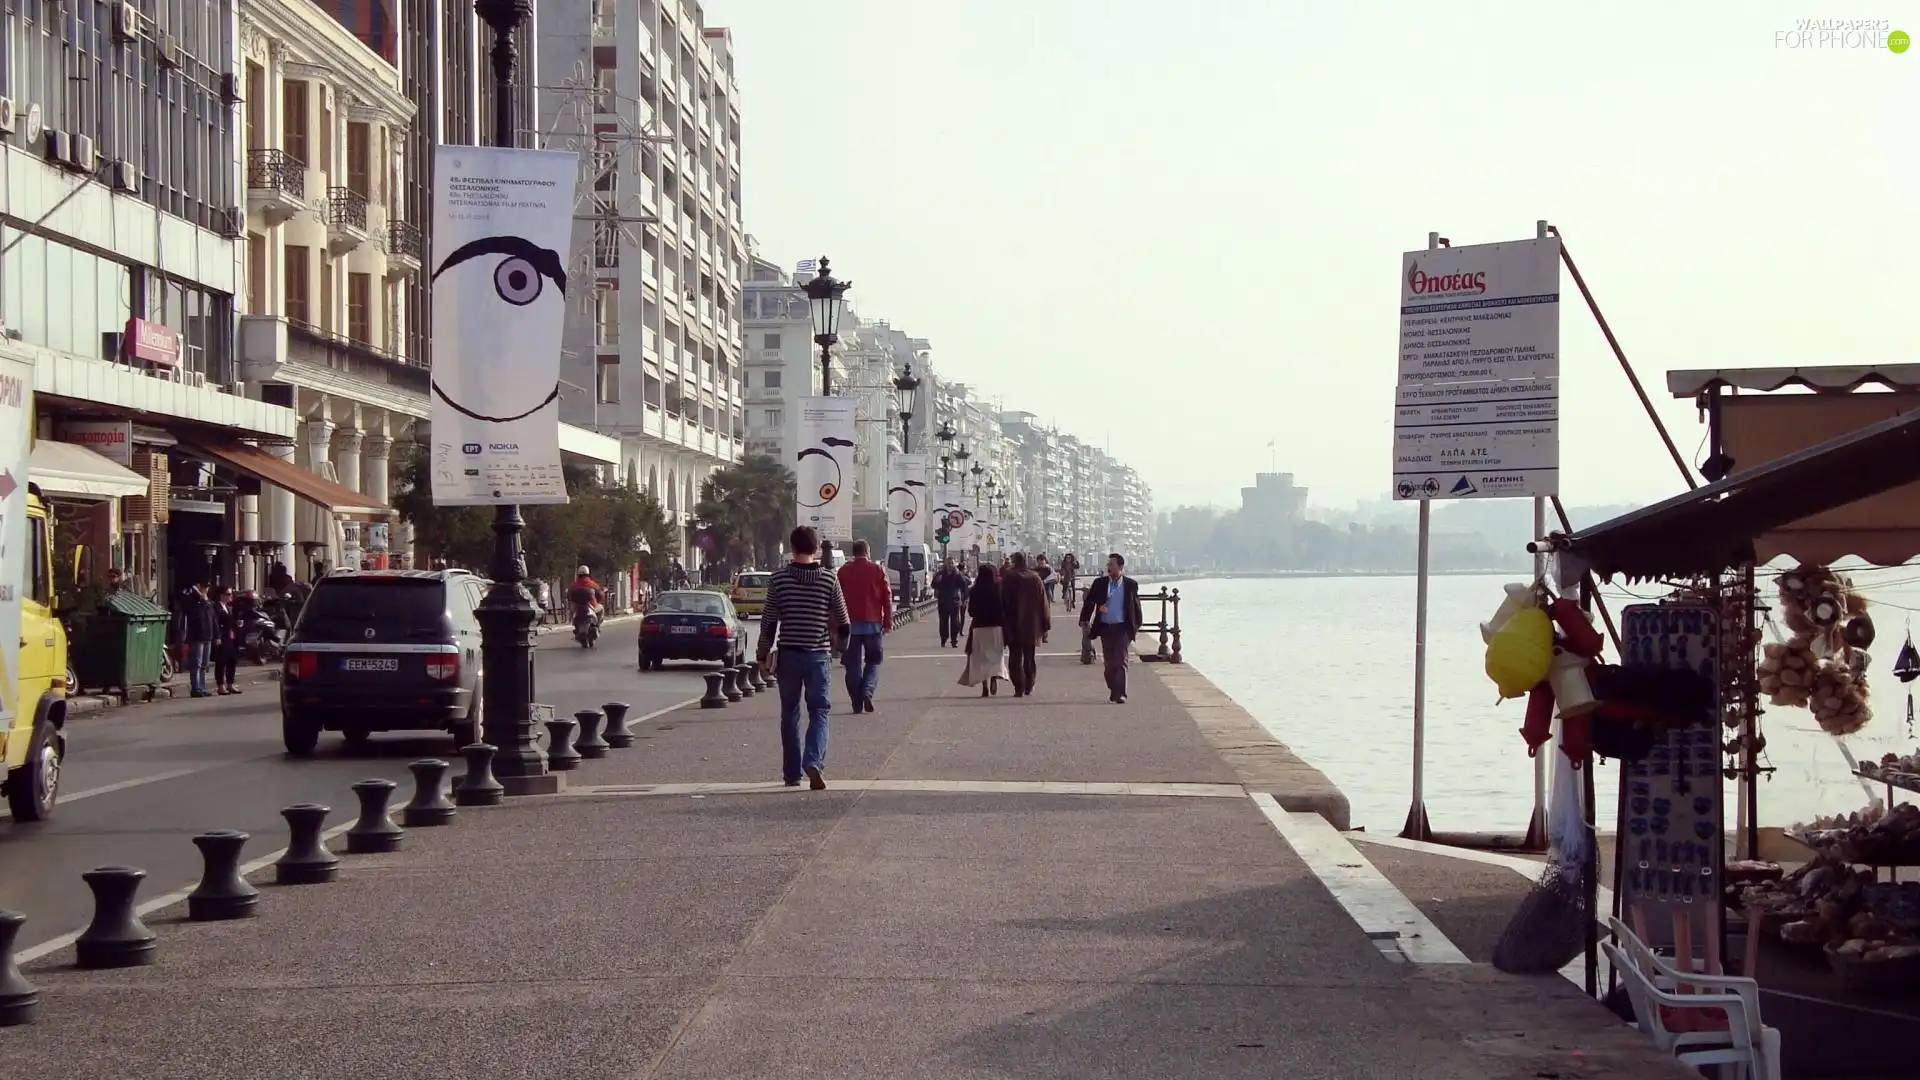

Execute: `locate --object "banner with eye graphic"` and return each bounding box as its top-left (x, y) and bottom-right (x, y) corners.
top-left (885, 453), bottom-right (928, 549)
top-left (794, 396), bottom-right (858, 542)
top-left (428, 146), bottom-right (580, 506)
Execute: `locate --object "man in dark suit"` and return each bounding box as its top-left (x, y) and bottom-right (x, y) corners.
top-left (1077, 552), bottom-right (1144, 704)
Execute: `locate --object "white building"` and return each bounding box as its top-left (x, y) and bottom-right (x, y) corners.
top-left (538, 0), bottom-right (745, 565)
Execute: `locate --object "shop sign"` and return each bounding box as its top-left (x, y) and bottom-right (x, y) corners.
top-left (57, 420), bottom-right (135, 468)
top-left (124, 318), bottom-right (181, 367)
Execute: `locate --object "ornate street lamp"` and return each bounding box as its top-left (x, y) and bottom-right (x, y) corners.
top-left (893, 361), bottom-right (921, 453)
top-left (801, 256), bottom-right (852, 395)
top-left (970, 459), bottom-right (984, 500)
top-left (935, 421), bottom-right (956, 481)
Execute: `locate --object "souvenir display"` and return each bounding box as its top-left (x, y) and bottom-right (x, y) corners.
top-left (1755, 564), bottom-right (1874, 735)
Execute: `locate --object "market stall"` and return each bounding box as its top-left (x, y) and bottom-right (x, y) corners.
top-left (1546, 399), bottom-right (1920, 1079)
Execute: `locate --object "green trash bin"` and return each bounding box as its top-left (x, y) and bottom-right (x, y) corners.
top-left (70, 592), bottom-right (173, 701)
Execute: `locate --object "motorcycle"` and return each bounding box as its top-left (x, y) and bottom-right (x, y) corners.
top-left (235, 590), bottom-right (287, 664)
top-left (572, 605), bottom-right (600, 648)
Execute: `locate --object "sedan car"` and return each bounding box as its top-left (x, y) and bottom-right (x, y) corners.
top-left (638, 590), bottom-right (747, 670)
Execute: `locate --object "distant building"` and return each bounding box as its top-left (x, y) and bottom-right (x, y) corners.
top-left (1241, 472), bottom-right (1308, 526)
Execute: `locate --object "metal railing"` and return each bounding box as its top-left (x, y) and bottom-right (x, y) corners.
top-left (327, 187), bottom-right (369, 231)
top-left (387, 221), bottom-right (424, 261)
top-left (246, 148), bottom-right (306, 198)
top-left (1077, 585), bottom-right (1182, 664)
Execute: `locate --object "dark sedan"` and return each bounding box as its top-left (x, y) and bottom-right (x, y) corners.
top-left (638, 590), bottom-right (747, 670)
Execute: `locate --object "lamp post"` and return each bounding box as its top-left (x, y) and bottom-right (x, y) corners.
top-left (970, 460), bottom-right (984, 501)
top-left (471, 0), bottom-right (554, 795)
top-left (891, 361), bottom-right (921, 608)
top-left (935, 421), bottom-right (955, 482)
top-left (802, 257), bottom-right (852, 396)
top-left (983, 477), bottom-right (998, 552)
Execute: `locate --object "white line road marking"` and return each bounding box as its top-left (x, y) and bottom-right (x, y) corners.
top-left (888, 652), bottom-right (1081, 660)
top-left (1250, 792), bottom-right (1470, 965)
top-left (570, 779), bottom-right (1247, 799)
top-left (0, 767), bottom-right (211, 821)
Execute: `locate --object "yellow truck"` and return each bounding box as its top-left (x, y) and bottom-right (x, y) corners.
top-left (1, 354), bottom-right (67, 820)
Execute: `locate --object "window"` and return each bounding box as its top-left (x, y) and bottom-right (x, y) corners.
top-left (248, 235), bottom-right (268, 314)
top-left (284, 82), bottom-right (311, 164)
top-left (29, 515), bottom-right (50, 606)
top-left (347, 123), bottom-right (373, 197)
top-left (594, 287), bottom-right (619, 346)
top-left (764, 408), bottom-right (782, 429)
top-left (348, 273), bottom-right (373, 342)
top-left (761, 332), bottom-right (780, 350)
top-left (285, 246), bottom-right (311, 324)
top-left (321, 259), bottom-right (336, 332)
top-left (764, 370), bottom-right (781, 389)
top-left (597, 359), bottom-right (620, 403)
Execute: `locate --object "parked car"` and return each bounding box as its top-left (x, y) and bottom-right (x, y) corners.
top-left (730, 570), bottom-right (771, 617)
top-left (279, 569), bottom-right (487, 756)
top-left (638, 590), bottom-right (747, 671)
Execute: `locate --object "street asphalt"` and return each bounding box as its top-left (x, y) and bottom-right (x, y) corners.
top-left (0, 614), bottom-right (714, 953)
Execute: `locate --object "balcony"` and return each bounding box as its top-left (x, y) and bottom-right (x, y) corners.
top-left (325, 188), bottom-right (371, 253)
top-left (246, 149), bottom-right (307, 225)
top-left (385, 221), bottom-right (423, 278)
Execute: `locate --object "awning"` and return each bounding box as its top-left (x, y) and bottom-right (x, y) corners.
top-left (179, 435), bottom-right (391, 519)
top-left (1551, 409), bottom-right (1920, 581)
top-left (29, 439), bottom-right (150, 499)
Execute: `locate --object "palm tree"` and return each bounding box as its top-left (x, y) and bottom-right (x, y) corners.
top-left (695, 455), bottom-right (795, 572)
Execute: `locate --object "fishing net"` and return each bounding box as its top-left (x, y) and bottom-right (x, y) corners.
top-left (1492, 849), bottom-right (1592, 974)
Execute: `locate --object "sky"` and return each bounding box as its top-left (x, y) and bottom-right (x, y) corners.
top-left (713, 0), bottom-right (1914, 511)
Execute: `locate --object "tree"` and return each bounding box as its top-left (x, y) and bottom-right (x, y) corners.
top-left (693, 454), bottom-right (795, 574)
top-left (390, 446), bottom-right (494, 569)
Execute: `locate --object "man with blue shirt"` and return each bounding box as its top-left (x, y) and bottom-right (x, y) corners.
top-left (1077, 552), bottom-right (1144, 704)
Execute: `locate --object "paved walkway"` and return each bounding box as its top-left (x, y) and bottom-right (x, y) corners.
top-left (8, 618), bottom-right (1689, 1079)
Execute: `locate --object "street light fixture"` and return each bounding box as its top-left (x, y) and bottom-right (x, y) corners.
top-left (970, 459), bottom-right (984, 500)
top-left (802, 256), bottom-right (852, 395)
top-left (935, 421), bottom-right (956, 481)
top-left (893, 361), bottom-right (921, 453)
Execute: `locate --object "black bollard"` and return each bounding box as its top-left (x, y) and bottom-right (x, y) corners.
top-left (346, 779), bottom-right (404, 854)
top-left (544, 717), bottom-right (582, 771)
top-left (75, 866), bottom-right (157, 969)
top-left (721, 668), bottom-right (742, 702)
top-left (734, 665), bottom-right (757, 697)
top-left (574, 709), bottom-right (609, 759)
top-left (187, 830), bottom-right (259, 921)
top-left (700, 672), bottom-right (727, 708)
top-left (746, 662), bottom-right (768, 691)
top-left (275, 804), bottom-right (340, 885)
top-left (602, 701), bottom-right (634, 748)
top-left (0, 910), bottom-right (40, 1026)
top-left (454, 742), bottom-right (505, 806)
top-left (401, 759), bottom-right (457, 827)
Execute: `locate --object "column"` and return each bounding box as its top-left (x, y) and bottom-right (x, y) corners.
top-left (361, 434), bottom-right (392, 570)
top-left (332, 429), bottom-right (363, 493)
top-left (260, 442), bottom-right (297, 578)
top-left (297, 419), bottom-right (335, 572)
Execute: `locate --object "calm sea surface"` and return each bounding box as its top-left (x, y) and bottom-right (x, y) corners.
top-left (1169, 570), bottom-right (1920, 833)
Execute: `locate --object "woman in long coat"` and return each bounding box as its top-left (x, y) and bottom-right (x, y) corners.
top-left (958, 564), bottom-right (1009, 696)
top-left (999, 552), bottom-right (1051, 697)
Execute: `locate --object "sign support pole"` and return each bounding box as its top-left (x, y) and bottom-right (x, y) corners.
top-left (1524, 218), bottom-right (1552, 851)
top-left (1400, 229), bottom-right (1445, 842)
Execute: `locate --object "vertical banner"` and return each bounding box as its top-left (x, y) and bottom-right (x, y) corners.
top-left (954, 496), bottom-right (980, 553)
top-left (795, 396), bottom-right (858, 542)
top-left (886, 453), bottom-right (929, 548)
top-left (429, 145), bottom-right (580, 506)
top-left (931, 483), bottom-right (963, 551)
top-left (0, 355), bottom-right (30, 733)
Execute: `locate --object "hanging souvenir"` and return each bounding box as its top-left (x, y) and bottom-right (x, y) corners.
top-left (1894, 627), bottom-right (1920, 737)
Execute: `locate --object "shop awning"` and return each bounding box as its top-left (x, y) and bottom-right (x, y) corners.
top-left (179, 435), bottom-right (391, 519)
top-left (1551, 409), bottom-right (1920, 581)
top-left (29, 439), bottom-right (150, 499)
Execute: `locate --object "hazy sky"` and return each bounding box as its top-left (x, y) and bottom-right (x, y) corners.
top-left (718, 1), bottom-right (1912, 510)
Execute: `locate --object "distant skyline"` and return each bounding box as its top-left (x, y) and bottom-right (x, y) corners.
top-left (720, 0), bottom-right (1911, 510)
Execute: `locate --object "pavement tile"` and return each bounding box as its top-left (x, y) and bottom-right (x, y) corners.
top-left (652, 977), bottom-right (1488, 1080)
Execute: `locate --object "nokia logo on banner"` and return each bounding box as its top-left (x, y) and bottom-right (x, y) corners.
top-left (1406, 265), bottom-right (1487, 296)
top-left (489, 443), bottom-right (519, 452)
top-left (462, 443), bottom-right (482, 455)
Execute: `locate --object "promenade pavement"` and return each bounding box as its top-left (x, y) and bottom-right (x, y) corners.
top-left (6, 615), bottom-right (1689, 1079)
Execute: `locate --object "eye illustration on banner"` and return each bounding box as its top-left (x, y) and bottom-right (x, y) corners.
top-left (429, 234), bottom-right (569, 424)
top-left (795, 438), bottom-right (853, 508)
top-left (886, 485), bottom-right (916, 524)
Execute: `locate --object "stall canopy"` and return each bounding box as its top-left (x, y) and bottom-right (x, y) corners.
top-left (1552, 409), bottom-right (1920, 581)
top-left (29, 439), bottom-right (150, 499)
top-left (179, 435), bottom-right (390, 519)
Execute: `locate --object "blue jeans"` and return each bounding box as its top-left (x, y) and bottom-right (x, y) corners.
top-left (776, 649), bottom-right (832, 782)
top-left (186, 641), bottom-right (211, 694)
top-left (842, 631), bottom-right (883, 702)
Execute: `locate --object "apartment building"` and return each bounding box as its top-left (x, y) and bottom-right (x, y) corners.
top-left (539, 0), bottom-right (745, 560)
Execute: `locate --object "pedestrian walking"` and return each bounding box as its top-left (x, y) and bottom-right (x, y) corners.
top-left (958, 563), bottom-right (1009, 697)
top-left (1077, 553), bottom-right (1144, 704)
top-left (835, 540), bottom-right (893, 713)
top-left (756, 526), bottom-right (851, 790)
top-left (175, 582), bottom-right (219, 698)
top-left (212, 586), bottom-right (242, 695)
top-left (1000, 552), bottom-right (1051, 697)
top-left (933, 558), bottom-right (969, 647)
top-left (1035, 554), bottom-right (1055, 605)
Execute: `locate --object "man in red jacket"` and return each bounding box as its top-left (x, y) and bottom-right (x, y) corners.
top-left (835, 540), bottom-right (894, 713)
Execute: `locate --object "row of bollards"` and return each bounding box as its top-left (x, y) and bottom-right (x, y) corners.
top-left (0, 698), bottom-right (648, 1027)
top-left (701, 664), bottom-right (764, 709)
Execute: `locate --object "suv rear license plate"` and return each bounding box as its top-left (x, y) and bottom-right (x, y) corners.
top-left (344, 658), bottom-right (400, 671)
top-left (670, 625), bottom-right (698, 634)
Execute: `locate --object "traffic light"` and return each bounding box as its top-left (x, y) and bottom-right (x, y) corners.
top-left (935, 524), bottom-right (951, 545)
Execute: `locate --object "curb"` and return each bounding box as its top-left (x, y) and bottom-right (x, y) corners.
top-left (64, 613), bottom-right (644, 719)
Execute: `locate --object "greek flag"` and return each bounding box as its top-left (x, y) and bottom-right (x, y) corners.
top-left (794, 258), bottom-right (818, 276)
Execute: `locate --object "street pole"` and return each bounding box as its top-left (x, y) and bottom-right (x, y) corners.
top-left (898, 410), bottom-right (911, 609)
top-left (473, 0), bottom-right (554, 796)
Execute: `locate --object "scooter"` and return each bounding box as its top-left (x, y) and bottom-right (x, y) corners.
top-left (573, 606), bottom-right (599, 648)
top-left (242, 610), bottom-right (285, 664)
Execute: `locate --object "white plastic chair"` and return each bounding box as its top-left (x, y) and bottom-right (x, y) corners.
top-left (1605, 917), bottom-right (1781, 1080)
top-left (1603, 942), bottom-right (1770, 1079)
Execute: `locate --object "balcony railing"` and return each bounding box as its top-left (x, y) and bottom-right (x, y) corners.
top-left (327, 187), bottom-right (370, 232)
top-left (247, 149), bottom-right (306, 198)
top-left (387, 222), bottom-right (424, 260)
top-left (287, 318), bottom-right (418, 369)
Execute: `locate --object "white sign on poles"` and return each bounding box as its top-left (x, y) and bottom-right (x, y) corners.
top-left (886, 453), bottom-right (929, 548)
top-left (795, 396), bottom-right (857, 541)
top-left (429, 145), bottom-right (580, 506)
top-left (1392, 237), bottom-right (1561, 500)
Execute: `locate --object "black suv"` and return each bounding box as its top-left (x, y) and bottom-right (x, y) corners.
top-left (280, 569), bottom-right (486, 756)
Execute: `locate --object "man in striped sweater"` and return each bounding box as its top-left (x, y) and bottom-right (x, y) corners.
top-left (757, 526), bottom-right (852, 789)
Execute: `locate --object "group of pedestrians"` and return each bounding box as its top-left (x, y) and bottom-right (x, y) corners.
top-left (170, 582), bottom-right (245, 698)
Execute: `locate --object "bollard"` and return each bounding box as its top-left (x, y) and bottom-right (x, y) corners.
top-left (187, 830), bottom-right (259, 921)
top-left (345, 779), bottom-right (404, 854)
top-left (721, 668), bottom-right (742, 702)
top-left (275, 804), bottom-right (340, 885)
top-left (454, 743), bottom-right (505, 806)
top-left (75, 866), bottom-right (158, 969)
top-left (574, 709), bottom-right (609, 759)
top-left (0, 910), bottom-right (40, 1026)
top-left (545, 717), bottom-right (582, 771)
top-left (401, 759), bottom-right (457, 827)
top-left (732, 665), bottom-right (756, 698)
top-left (602, 701), bottom-right (634, 748)
top-left (700, 672), bottom-right (727, 708)
top-left (746, 662), bottom-right (768, 691)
